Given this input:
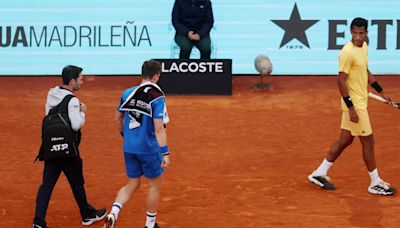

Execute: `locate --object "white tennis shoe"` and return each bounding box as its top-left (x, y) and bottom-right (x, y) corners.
top-left (368, 179), bottom-right (396, 195)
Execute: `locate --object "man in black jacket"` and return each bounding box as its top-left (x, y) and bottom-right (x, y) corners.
top-left (32, 65), bottom-right (106, 228)
top-left (172, 0), bottom-right (214, 59)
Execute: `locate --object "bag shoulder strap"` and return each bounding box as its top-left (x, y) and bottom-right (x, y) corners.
top-left (48, 94), bottom-right (75, 115)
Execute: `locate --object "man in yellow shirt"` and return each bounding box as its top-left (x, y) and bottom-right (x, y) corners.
top-left (308, 17), bottom-right (396, 195)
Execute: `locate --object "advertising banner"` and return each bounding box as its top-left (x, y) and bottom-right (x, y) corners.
top-left (0, 0), bottom-right (399, 75)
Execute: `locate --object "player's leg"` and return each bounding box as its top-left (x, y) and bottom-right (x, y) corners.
top-left (142, 152), bottom-right (163, 228)
top-left (308, 129), bottom-right (354, 190)
top-left (104, 153), bottom-right (142, 228)
top-left (360, 134), bottom-right (396, 195)
top-left (104, 178), bottom-right (141, 228)
top-left (175, 33), bottom-right (194, 59)
top-left (326, 129), bottom-right (354, 162)
top-left (145, 176), bottom-right (162, 228)
top-left (114, 177), bottom-right (141, 205)
top-left (354, 109), bottom-right (375, 172)
top-left (32, 161), bottom-right (62, 228)
top-left (359, 134), bottom-right (376, 172)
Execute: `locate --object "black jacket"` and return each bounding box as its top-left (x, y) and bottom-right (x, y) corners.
top-left (172, 0), bottom-right (214, 38)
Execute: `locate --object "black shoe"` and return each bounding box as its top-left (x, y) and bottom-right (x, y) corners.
top-left (32, 219), bottom-right (47, 228)
top-left (82, 208), bottom-right (107, 225)
top-left (145, 223), bottom-right (160, 228)
top-left (308, 173), bottom-right (336, 190)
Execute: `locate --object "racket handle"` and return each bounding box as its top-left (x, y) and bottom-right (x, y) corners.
top-left (368, 92), bottom-right (387, 103)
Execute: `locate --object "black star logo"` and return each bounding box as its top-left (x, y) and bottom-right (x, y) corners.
top-left (271, 3), bottom-right (319, 48)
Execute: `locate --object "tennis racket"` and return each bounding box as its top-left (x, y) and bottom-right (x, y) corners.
top-left (368, 92), bottom-right (400, 109)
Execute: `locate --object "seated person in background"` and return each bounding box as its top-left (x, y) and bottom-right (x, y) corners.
top-left (172, 0), bottom-right (214, 59)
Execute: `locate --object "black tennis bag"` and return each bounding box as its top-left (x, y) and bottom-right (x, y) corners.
top-left (37, 94), bottom-right (79, 161)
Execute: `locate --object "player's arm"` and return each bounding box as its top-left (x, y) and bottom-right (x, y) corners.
top-left (154, 119), bottom-right (170, 168)
top-left (154, 119), bottom-right (167, 148)
top-left (115, 110), bottom-right (124, 136)
top-left (152, 96), bottom-right (170, 168)
top-left (338, 72), bottom-right (358, 123)
top-left (337, 72), bottom-right (350, 97)
top-left (368, 69), bottom-right (391, 101)
top-left (152, 97), bottom-right (169, 152)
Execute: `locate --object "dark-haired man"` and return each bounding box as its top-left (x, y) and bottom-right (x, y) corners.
top-left (32, 65), bottom-right (106, 228)
top-left (104, 60), bottom-right (170, 228)
top-left (308, 17), bottom-right (396, 195)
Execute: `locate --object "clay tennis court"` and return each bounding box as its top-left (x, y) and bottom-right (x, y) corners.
top-left (1, 76), bottom-right (399, 227)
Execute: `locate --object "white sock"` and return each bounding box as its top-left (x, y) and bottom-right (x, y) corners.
top-left (145, 211), bottom-right (157, 228)
top-left (369, 169), bottom-right (380, 185)
top-left (314, 159), bottom-right (333, 176)
top-left (110, 202), bottom-right (122, 220)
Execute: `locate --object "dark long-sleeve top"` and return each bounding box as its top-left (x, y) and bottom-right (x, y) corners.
top-left (172, 0), bottom-right (214, 38)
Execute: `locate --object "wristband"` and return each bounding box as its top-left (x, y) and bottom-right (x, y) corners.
top-left (160, 145), bottom-right (169, 154)
top-left (371, 81), bottom-right (383, 93)
top-left (343, 96), bottom-right (353, 108)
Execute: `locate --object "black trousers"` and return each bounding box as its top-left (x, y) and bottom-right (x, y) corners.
top-left (175, 33), bottom-right (211, 59)
top-left (33, 158), bottom-right (91, 226)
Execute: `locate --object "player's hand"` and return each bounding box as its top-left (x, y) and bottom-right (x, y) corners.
top-left (380, 92), bottom-right (392, 102)
top-left (161, 155), bottom-right (170, 168)
top-left (349, 108), bottom-right (358, 123)
top-left (80, 103), bottom-right (87, 113)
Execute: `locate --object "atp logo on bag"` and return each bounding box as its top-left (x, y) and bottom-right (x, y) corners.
top-left (50, 143), bottom-right (69, 152)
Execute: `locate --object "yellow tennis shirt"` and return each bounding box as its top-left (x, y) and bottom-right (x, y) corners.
top-left (339, 41), bottom-right (369, 110)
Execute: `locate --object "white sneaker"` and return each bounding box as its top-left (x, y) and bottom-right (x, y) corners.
top-left (368, 179), bottom-right (397, 196)
top-left (104, 213), bottom-right (117, 228)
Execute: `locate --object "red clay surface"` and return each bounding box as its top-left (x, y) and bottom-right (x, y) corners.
top-left (1, 76), bottom-right (400, 227)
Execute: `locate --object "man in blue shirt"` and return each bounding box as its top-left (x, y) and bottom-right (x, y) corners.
top-left (104, 60), bottom-right (170, 228)
top-left (172, 0), bottom-right (214, 59)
